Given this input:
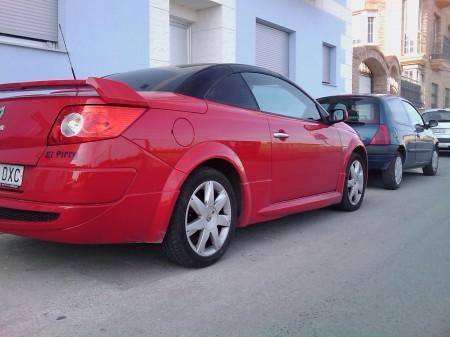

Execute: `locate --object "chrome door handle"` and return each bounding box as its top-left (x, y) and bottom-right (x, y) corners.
top-left (273, 132), bottom-right (289, 139)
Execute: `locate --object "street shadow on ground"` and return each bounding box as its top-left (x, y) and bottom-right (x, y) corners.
top-left (1, 154), bottom-right (448, 276)
top-left (0, 206), bottom-right (334, 276)
top-left (367, 151), bottom-right (449, 189)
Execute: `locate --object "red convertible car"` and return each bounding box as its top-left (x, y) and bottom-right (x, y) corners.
top-left (0, 64), bottom-right (366, 267)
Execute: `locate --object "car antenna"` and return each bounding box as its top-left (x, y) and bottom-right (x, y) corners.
top-left (58, 24), bottom-right (77, 80)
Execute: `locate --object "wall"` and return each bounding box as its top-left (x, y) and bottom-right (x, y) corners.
top-left (236, 0), bottom-right (352, 98)
top-left (0, 0), bottom-right (149, 83)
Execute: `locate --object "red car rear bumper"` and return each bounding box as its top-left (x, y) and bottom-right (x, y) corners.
top-left (0, 190), bottom-right (178, 244)
top-left (0, 137), bottom-right (183, 244)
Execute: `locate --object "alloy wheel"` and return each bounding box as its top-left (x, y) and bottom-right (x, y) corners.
top-left (347, 160), bottom-right (364, 206)
top-left (185, 181), bottom-right (232, 257)
top-left (394, 156), bottom-right (403, 185)
top-left (432, 150), bottom-right (438, 172)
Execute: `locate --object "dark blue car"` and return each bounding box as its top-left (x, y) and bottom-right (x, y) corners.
top-left (317, 95), bottom-right (439, 190)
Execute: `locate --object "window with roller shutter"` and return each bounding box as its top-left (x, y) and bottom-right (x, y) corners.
top-left (0, 0), bottom-right (58, 42)
top-left (255, 21), bottom-right (290, 78)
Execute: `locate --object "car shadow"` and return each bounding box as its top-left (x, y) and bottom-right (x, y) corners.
top-left (439, 150), bottom-right (450, 157)
top-left (367, 170), bottom-right (423, 189)
top-left (366, 153), bottom-right (449, 189)
top-left (0, 206), bottom-right (335, 278)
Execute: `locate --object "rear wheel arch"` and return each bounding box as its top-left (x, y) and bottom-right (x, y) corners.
top-left (158, 143), bottom-right (252, 239)
top-left (195, 158), bottom-right (243, 218)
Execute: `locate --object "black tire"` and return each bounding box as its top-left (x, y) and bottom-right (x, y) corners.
top-left (423, 148), bottom-right (439, 176)
top-left (162, 167), bottom-right (237, 268)
top-left (336, 153), bottom-right (366, 212)
top-left (382, 153), bottom-right (403, 190)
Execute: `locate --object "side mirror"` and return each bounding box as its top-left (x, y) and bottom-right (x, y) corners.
top-left (328, 108), bottom-right (348, 124)
top-left (426, 119), bottom-right (438, 128)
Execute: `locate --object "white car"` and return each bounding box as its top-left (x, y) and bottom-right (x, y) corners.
top-left (423, 109), bottom-right (450, 150)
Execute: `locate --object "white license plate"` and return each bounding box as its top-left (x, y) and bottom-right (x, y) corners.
top-left (0, 164), bottom-right (24, 188)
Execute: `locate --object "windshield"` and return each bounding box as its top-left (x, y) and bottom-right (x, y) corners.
top-left (423, 110), bottom-right (450, 122)
top-left (318, 97), bottom-right (380, 124)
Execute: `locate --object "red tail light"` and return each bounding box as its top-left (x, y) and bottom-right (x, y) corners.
top-left (370, 124), bottom-right (390, 145)
top-left (48, 105), bottom-right (145, 145)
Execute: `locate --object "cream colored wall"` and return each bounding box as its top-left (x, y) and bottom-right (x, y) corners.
top-left (420, 0), bottom-right (450, 109)
top-left (383, 0), bottom-right (403, 56)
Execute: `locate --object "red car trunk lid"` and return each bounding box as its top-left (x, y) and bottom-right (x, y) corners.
top-left (0, 96), bottom-right (98, 166)
top-left (0, 78), bottom-right (148, 166)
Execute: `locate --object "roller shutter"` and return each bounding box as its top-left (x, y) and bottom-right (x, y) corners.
top-left (0, 0), bottom-right (58, 42)
top-left (170, 17), bottom-right (191, 65)
top-left (255, 22), bottom-right (289, 77)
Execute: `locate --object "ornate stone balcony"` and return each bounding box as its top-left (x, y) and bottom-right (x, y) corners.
top-left (431, 36), bottom-right (450, 71)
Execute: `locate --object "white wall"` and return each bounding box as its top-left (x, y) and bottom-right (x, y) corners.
top-left (149, 0), bottom-right (236, 67)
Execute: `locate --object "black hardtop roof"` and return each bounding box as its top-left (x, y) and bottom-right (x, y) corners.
top-left (107, 63), bottom-right (287, 99)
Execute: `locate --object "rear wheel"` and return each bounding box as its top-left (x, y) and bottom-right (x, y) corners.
top-left (423, 148), bottom-right (439, 176)
top-left (382, 153), bottom-right (403, 190)
top-left (162, 167), bottom-right (237, 268)
top-left (336, 153), bottom-right (366, 211)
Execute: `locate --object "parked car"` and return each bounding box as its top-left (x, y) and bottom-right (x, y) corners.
top-left (0, 64), bottom-right (367, 267)
top-left (317, 95), bottom-right (439, 190)
top-left (422, 108), bottom-right (450, 151)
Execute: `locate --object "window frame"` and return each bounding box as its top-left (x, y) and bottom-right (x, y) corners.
top-left (240, 71), bottom-right (326, 123)
top-left (367, 17), bottom-right (375, 44)
top-left (431, 83), bottom-right (439, 109)
top-left (445, 88), bottom-right (450, 108)
top-left (170, 16), bottom-right (192, 66)
top-left (322, 43), bottom-right (336, 86)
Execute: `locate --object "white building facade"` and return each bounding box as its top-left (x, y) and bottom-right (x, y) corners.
top-left (0, 0), bottom-right (352, 98)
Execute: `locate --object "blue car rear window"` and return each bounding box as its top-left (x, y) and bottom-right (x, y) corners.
top-left (318, 97), bottom-right (380, 124)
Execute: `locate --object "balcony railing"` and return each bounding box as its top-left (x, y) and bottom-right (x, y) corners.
top-left (401, 77), bottom-right (423, 109)
top-left (431, 36), bottom-right (450, 62)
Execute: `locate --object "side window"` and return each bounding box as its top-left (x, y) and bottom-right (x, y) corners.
top-left (205, 73), bottom-right (259, 110)
top-left (241, 73), bottom-right (322, 121)
top-left (402, 101), bottom-right (424, 126)
top-left (386, 99), bottom-right (410, 125)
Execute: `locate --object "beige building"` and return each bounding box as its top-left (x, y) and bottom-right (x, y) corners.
top-left (352, 0), bottom-right (450, 110)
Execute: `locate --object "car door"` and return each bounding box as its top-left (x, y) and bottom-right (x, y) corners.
top-left (241, 72), bottom-right (343, 203)
top-left (403, 100), bottom-right (434, 164)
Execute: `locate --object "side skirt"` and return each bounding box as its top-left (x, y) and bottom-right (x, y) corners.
top-left (256, 191), bottom-right (342, 220)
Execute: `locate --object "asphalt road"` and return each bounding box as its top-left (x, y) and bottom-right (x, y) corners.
top-left (1, 154), bottom-right (450, 337)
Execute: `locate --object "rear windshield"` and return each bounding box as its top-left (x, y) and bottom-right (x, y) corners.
top-left (318, 97), bottom-right (380, 124)
top-left (423, 110), bottom-right (450, 122)
top-left (105, 65), bottom-right (209, 92)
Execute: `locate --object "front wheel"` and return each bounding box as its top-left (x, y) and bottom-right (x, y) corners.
top-left (162, 167), bottom-right (237, 268)
top-left (423, 148), bottom-right (439, 176)
top-left (336, 153), bottom-right (366, 212)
